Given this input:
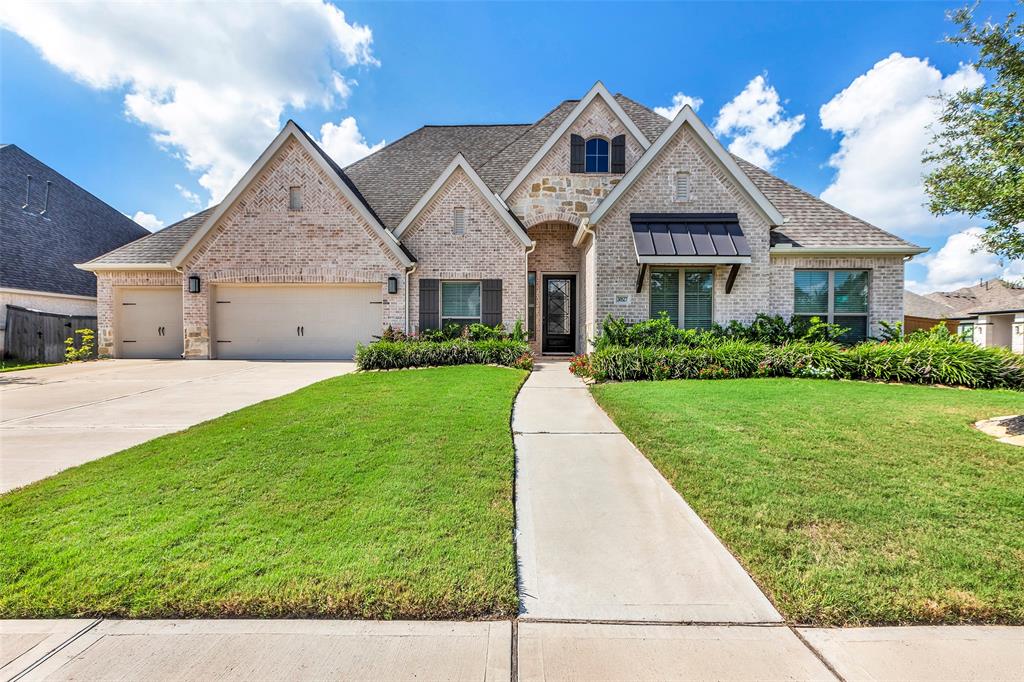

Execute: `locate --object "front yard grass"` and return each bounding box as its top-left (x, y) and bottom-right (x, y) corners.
top-left (0, 359), bottom-right (61, 372)
top-left (1, 365), bottom-right (525, 619)
top-left (591, 378), bottom-right (1024, 625)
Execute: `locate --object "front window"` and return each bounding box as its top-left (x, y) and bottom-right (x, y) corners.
top-left (527, 272), bottom-right (537, 340)
top-left (585, 137), bottom-right (609, 173)
top-left (794, 270), bottom-right (869, 343)
top-left (649, 268), bottom-right (713, 330)
top-left (441, 281), bottom-right (481, 329)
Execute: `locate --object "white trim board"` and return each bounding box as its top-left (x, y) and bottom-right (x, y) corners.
top-left (169, 121), bottom-right (413, 269)
top-left (769, 246), bottom-right (929, 256)
top-left (581, 105), bottom-right (785, 243)
top-left (638, 255), bottom-right (752, 265)
top-left (394, 153), bottom-right (532, 248)
top-left (0, 286), bottom-right (98, 301)
top-left (499, 81), bottom-right (651, 201)
top-left (75, 263), bottom-right (177, 272)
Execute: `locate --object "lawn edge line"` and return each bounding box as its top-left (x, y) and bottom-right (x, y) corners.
top-left (9, 618), bottom-right (102, 681)
top-left (789, 626), bottom-right (847, 682)
top-left (587, 385), bottom-right (789, 622)
top-left (510, 367), bottom-right (531, 618)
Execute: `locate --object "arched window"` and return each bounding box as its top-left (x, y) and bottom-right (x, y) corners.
top-left (585, 137), bottom-right (609, 173)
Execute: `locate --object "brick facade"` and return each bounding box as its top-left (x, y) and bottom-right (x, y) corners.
top-left (402, 168), bottom-right (527, 333)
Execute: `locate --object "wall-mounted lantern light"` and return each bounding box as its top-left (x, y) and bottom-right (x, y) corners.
top-left (387, 276), bottom-right (398, 294)
top-left (188, 275), bottom-right (201, 294)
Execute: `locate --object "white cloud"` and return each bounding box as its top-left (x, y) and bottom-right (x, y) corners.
top-left (317, 116), bottom-right (385, 166)
top-left (175, 183), bottom-right (200, 206)
top-left (131, 210), bottom-right (164, 231)
top-left (713, 75), bottom-right (805, 169)
top-left (0, 1), bottom-right (377, 204)
top-left (819, 53), bottom-right (983, 236)
top-left (906, 228), bottom-right (1024, 292)
top-left (654, 91), bottom-right (704, 119)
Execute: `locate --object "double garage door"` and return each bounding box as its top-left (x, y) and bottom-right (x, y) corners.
top-left (212, 285), bottom-right (380, 360)
top-left (117, 285), bottom-right (380, 360)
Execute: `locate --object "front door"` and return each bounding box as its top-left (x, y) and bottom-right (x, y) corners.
top-left (542, 275), bottom-right (576, 353)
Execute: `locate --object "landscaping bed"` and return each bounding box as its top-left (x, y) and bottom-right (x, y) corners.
top-left (0, 365), bottom-right (526, 619)
top-left (591, 378), bottom-right (1024, 625)
top-left (356, 323), bottom-right (532, 371)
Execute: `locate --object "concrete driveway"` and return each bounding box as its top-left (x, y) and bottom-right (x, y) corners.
top-left (0, 360), bottom-right (352, 493)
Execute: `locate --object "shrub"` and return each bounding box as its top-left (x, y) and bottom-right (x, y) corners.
top-left (757, 342), bottom-right (850, 379)
top-left (594, 313), bottom-right (851, 350)
top-left (64, 328), bottom-right (95, 362)
top-left (585, 341), bottom-right (769, 382)
top-left (355, 339), bottom-right (532, 371)
top-left (847, 338), bottom-right (1024, 389)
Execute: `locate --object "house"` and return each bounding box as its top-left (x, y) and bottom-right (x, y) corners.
top-left (79, 82), bottom-right (927, 360)
top-left (920, 279), bottom-right (1024, 353)
top-left (903, 291), bottom-right (959, 335)
top-left (1, 144), bottom-right (149, 356)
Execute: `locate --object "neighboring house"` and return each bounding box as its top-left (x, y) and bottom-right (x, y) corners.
top-left (79, 82), bottom-right (926, 360)
top-left (921, 279), bottom-right (1024, 353)
top-left (1, 144), bottom-right (149, 355)
top-left (903, 291), bottom-right (959, 335)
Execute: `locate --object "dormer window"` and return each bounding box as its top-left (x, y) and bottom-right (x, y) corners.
top-left (584, 138), bottom-right (609, 173)
top-left (288, 186), bottom-right (302, 210)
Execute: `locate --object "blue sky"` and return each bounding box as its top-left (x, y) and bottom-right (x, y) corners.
top-left (2, 1), bottom-right (1020, 291)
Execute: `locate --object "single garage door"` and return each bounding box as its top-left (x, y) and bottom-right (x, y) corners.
top-left (118, 287), bottom-right (184, 359)
top-left (212, 285), bottom-right (381, 360)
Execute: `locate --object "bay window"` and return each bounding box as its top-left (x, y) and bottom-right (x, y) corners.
top-left (793, 270), bottom-right (869, 343)
top-left (649, 268), bottom-right (713, 330)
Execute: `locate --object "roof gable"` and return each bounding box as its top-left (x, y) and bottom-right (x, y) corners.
top-left (584, 105), bottom-right (785, 238)
top-left (170, 121), bottom-right (412, 268)
top-left (394, 154), bottom-right (531, 248)
top-left (499, 82), bottom-right (651, 200)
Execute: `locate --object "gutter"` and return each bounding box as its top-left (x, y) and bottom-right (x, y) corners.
top-left (571, 218), bottom-right (595, 248)
top-left (769, 246), bottom-right (929, 257)
top-left (74, 263), bottom-right (177, 272)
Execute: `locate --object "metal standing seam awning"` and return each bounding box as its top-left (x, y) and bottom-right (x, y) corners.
top-left (630, 213), bottom-right (752, 293)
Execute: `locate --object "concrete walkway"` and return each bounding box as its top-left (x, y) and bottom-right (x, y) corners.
top-left (0, 359), bottom-right (351, 493)
top-left (514, 360), bottom-right (779, 623)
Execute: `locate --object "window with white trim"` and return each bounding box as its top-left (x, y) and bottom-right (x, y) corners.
top-left (675, 172), bottom-right (690, 202)
top-left (793, 270), bottom-right (869, 343)
top-left (441, 281), bottom-right (480, 328)
top-left (288, 186), bottom-right (302, 210)
top-left (452, 207), bottom-right (466, 235)
top-left (649, 268), bottom-right (714, 330)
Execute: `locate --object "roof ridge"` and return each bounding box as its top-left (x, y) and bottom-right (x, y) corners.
top-left (735, 154), bottom-right (920, 248)
top-left (479, 99), bottom-right (580, 173)
top-left (421, 123), bottom-right (531, 128)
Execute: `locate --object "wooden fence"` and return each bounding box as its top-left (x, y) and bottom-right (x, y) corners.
top-left (3, 305), bottom-right (97, 364)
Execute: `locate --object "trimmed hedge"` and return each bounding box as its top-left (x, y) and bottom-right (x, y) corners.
top-left (356, 339), bottom-right (532, 371)
top-left (574, 339), bottom-right (1024, 390)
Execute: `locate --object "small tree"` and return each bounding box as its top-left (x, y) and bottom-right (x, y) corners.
top-left (64, 328), bottom-right (96, 362)
top-left (923, 2), bottom-right (1024, 260)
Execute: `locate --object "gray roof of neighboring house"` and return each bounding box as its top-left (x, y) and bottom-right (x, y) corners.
top-left (86, 91), bottom-right (922, 266)
top-left (923, 278), bottom-right (1024, 317)
top-left (904, 290), bottom-right (958, 319)
top-left (1, 145), bottom-right (149, 296)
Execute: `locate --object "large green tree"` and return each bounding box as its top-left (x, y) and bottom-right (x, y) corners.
top-left (924, 2), bottom-right (1024, 259)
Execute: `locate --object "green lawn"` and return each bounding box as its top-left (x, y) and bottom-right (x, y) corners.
top-left (0, 359), bottom-right (61, 372)
top-left (591, 378), bottom-right (1024, 626)
top-left (1, 365), bottom-right (526, 619)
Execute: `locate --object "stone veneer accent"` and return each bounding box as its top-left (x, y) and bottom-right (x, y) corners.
top-left (95, 270), bottom-right (180, 357)
top-left (768, 255), bottom-right (905, 337)
top-left (180, 137), bottom-right (407, 357)
top-left (591, 125), bottom-right (773, 334)
top-left (506, 98), bottom-right (643, 226)
top-left (402, 167), bottom-right (527, 333)
top-left (526, 222), bottom-right (582, 354)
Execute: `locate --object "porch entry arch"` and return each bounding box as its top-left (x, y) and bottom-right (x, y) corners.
top-left (526, 220), bottom-right (583, 354)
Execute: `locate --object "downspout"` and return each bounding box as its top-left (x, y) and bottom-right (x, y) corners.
top-left (404, 263), bottom-right (417, 335)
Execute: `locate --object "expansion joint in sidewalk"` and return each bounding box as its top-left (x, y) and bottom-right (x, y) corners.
top-left (9, 618), bottom-right (103, 682)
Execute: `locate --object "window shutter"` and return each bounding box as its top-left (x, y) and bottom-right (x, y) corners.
top-left (570, 134), bottom-right (585, 173)
top-left (649, 269), bottom-right (680, 327)
top-left (419, 278), bottom-right (440, 332)
top-left (481, 279), bottom-right (502, 327)
top-left (611, 135), bottom-right (626, 173)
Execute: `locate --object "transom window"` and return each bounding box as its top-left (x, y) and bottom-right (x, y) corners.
top-left (441, 281), bottom-right (481, 328)
top-left (793, 270), bottom-right (869, 343)
top-left (649, 268), bottom-right (714, 330)
top-left (585, 137), bottom-right (609, 173)
top-left (527, 272), bottom-right (537, 340)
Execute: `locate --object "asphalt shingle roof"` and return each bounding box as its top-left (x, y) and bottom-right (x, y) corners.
top-left (84, 208), bottom-right (215, 265)
top-left (924, 278), bottom-right (1024, 316)
top-left (1, 144), bottom-right (149, 296)
top-left (904, 290), bottom-right (958, 319)
top-left (86, 91), bottom-right (922, 266)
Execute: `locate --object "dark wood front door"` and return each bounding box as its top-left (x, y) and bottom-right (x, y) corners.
top-left (542, 275), bottom-right (576, 353)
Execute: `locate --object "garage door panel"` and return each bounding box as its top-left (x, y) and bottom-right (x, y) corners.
top-left (213, 285), bottom-right (380, 360)
top-left (118, 288), bottom-right (184, 359)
